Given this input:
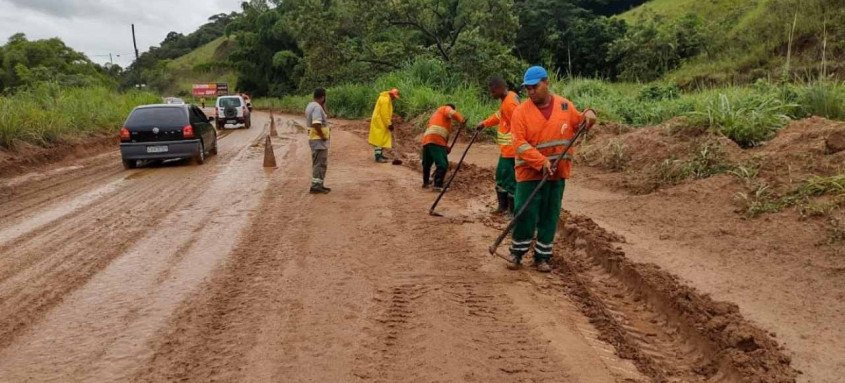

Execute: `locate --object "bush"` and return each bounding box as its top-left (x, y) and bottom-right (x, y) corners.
top-left (689, 91), bottom-right (795, 147)
top-left (797, 81), bottom-right (845, 120)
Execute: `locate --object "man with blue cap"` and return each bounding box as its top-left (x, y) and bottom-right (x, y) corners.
top-left (507, 66), bottom-right (597, 272)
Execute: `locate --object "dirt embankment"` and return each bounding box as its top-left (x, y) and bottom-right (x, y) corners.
top-left (0, 134), bottom-right (119, 178)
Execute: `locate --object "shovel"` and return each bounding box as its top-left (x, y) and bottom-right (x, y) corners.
top-left (429, 125), bottom-right (481, 217)
top-left (488, 119), bottom-right (589, 258)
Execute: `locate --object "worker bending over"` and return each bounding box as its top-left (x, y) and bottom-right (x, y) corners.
top-left (421, 104), bottom-right (466, 192)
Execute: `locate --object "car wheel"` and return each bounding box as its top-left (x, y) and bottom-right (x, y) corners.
top-left (246, 116), bottom-right (251, 129)
top-left (193, 142), bottom-right (206, 165)
top-left (122, 159), bottom-right (137, 169)
top-left (210, 135), bottom-right (218, 156)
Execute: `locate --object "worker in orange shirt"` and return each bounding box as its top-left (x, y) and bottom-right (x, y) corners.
top-left (508, 66), bottom-right (596, 272)
top-left (475, 76), bottom-right (519, 215)
top-left (421, 104), bottom-right (466, 192)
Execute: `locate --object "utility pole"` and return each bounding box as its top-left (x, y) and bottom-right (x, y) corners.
top-left (132, 24), bottom-right (141, 88)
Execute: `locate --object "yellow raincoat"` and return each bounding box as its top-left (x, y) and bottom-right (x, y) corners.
top-left (368, 91), bottom-right (394, 148)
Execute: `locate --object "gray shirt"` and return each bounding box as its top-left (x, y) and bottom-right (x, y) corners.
top-left (305, 101), bottom-right (329, 150)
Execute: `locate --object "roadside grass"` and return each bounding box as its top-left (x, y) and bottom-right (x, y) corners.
top-left (255, 59), bottom-right (497, 131)
top-left (0, 84), bottom-right (159, 150)
top-left (733, 174), bottom-right (845, 219)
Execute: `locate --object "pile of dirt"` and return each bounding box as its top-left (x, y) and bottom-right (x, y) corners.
top-left (0, 134), bottom-right (118, 178)
top-left (751, 117), bottom-right (845, 190)
top-left (579, 119), bottom-right (746, 193)
top-left (554, 212), bottom-right (798, 382)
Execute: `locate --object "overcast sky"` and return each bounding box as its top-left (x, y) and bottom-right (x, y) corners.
top-left (0, 0), bottom-right (244, 68)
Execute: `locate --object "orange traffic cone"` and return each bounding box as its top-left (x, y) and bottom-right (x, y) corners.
top-left (263, 135), bottom-right (277, 168)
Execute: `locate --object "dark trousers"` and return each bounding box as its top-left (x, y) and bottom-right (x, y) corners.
top-left (422, 144), bottom-right (448, 187)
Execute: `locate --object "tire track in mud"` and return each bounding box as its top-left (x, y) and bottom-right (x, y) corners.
top-left (550, 213), bottom-right (797, 382)
top-left (131, 135), bottom-right (311, 382)
top-left (471, 192), bottom-right (798, 382)
top-left (350, 212), bottom-right (615, 382)
top-left (0, 123), bottom-right (269, 353)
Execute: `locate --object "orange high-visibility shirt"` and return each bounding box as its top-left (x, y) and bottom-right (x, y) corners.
top-left (421, 105), bottom-right (465, 147)
top-left (481, 91), bottom-right (519, 158)
top-left (511, 94), bottom-right (585, 181)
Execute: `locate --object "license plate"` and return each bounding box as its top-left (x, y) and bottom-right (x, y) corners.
top-left (227, 119), bottom-right (237, 124)
top-left (146, 145), bottom-right (168, 153)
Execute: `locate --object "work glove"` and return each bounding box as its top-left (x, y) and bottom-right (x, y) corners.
top-left (475, 122), bottom-right (485, 131)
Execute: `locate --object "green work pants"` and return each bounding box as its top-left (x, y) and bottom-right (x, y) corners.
top-left (495, 156), bottom-right (516, 198)
top-left (422, 144), bottom-right (448, 187)
top-left (510, 179), bottom-right (565, 262)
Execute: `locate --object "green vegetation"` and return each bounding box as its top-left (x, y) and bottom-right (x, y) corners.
top-left (734, 174), bottom-right (845, 219)
top-left (0, 34), bottom-right (119, 91)
top-left (161, 37), bottom-right (237, 97)
top-left (0, 84), bottom-right (159, 149)
top-left (122, 12), bottom-right (236, 91)
top-left (560, 78), bottom-right (845, 147)
top-left (256, 59), bottom-right (497, 128)
top-left (621, 0), bottom-right (845, 86)
top-left (0, 35), bottom-right (159, 150)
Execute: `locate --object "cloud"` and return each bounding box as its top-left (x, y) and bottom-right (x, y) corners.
top-left (0, 0), bottom-right (243, 67)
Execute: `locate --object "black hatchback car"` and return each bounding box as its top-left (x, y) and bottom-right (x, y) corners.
top-left (119, 104), bottom-right (218, 169)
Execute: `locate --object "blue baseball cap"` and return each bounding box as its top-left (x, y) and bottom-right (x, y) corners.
top-left (522, 66), bottom-right (548, 86)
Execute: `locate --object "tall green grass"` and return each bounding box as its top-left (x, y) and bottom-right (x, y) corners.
top-left (559, 78), bottom-right (844, 147)
top-left (255, 59), bottom-right (497, 130)
top-left (0, 84), bottom-right (160, 149)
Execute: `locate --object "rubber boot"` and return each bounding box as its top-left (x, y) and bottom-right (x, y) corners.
top-left (534, 260), bottom-right (551, 273)
top-left (493, 191), bottom-right (508, 215)
top-left (433, 168), bottom-right (447, 189)
top-left (507, 253), bottom-right (522, 270)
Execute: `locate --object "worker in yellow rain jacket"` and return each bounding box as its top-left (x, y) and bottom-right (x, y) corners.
top-left (508, 66), bottom-right (596, 272)
top-left (421, 104), bottom-right (466, 192)
top-left (368, 88), bottom-right (400, 163)
top-left (475, 76), bottom-right (519, 216)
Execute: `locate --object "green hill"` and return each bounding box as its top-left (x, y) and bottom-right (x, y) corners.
top-left (162, 36), bottom-right (237, 97)
top-left (620, 0), bottom-right (844, 86)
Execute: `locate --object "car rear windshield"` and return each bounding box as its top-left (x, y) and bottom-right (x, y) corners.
top-left (217, 97), bottom-right (242, 107)
top-left (125, 107), bottom-right (187, 128)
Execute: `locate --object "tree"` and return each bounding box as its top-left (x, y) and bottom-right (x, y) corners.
top-left (514, 0), bottom-right (625, 78)
top-left (225, 0), bottom-right (303, 96)
top-left (0, 34), bottom-right (111, 91)
top-left (609, 13), bottom-right (706, 82)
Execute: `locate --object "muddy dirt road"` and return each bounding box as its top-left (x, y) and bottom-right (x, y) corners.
top-left (0, 112), bottom-right (659, 382)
